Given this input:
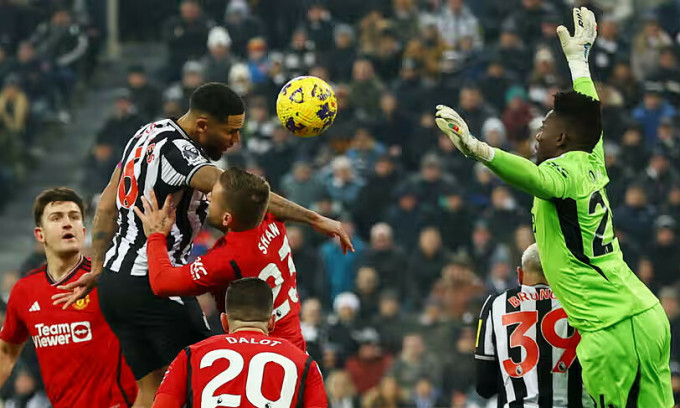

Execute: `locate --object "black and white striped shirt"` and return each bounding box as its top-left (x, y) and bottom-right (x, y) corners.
top-left (475, 285), bottom-right (593, 408)
top-left (104, 119), bottom-right (212, 276)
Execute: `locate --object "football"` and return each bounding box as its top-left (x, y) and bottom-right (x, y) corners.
top-left (276, 76), bottom-right (337, 137)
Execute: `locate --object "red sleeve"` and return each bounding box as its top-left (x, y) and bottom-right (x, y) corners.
top-left (153, 349), bottom-right (188, 408)
top-left (302, 361), bottom-right (328, 408)
top-left (0, 286), bottom-right (28, 345)
top-left (147, 233), bottom-right (237, 297)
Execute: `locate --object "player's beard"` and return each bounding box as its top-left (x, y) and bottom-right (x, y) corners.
top-left (205, 146), bottom-right (224, 161)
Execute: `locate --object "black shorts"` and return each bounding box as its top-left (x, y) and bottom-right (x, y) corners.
top-left (98, 268), bottom-right (211, 380)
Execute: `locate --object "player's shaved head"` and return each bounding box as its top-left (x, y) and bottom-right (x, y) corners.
top-left (215, 167), bottom-right (270, 231)
top-left (552, 90), bottom-right (602, 152)
top-left (190, 82), bottom-right (244, 122)
top-left (521, 243), bottom-right (544, 277)
top-left (225, 278), bottom-right (273, 323)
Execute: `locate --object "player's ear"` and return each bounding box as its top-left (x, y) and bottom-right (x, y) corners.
top-left (222, 212), bottom-right (233, 229)
top-left (517, 267), bottom-right (524, 285)
top-left (220, 313), bottom-right (229, 333)
top-left (267, 315), bottom-right (276, 334)
top-left (557, 132), bottom-right (567, 147)
top-left (195, 116), bottom-right (209, 137)
top-left (34, 227), bottom-right (45, 244)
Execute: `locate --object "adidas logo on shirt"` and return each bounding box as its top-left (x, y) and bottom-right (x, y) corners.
top-left (29, 301), bottom-right (40, 312)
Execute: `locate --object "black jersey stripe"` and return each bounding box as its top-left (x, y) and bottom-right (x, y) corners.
top-left (536, 295), bottom-right (553, 407)
top-left (552, 198), bottom-right (609, 281)
top-left (505, 287), bottom-right (526, 406)
top-left (116, 344), bottom-right (133, 407)
top-left (172, 190), bottom-right (194, 265)
top-left (184, 347), bottom-right (193, 406)
top-left (568, 355), bottom-right (584, 408)
top-left (295, 356), bottom-right (314, 408)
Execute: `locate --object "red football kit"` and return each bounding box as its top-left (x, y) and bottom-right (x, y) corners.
top-left (147, 213), bottom-right (305, 350)
top-left (153, 330), bottom-right (327, 408)
top-left (0, 257), bottom-right (138, 408)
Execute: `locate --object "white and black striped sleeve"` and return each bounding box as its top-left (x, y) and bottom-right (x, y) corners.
top-left (161, 139), bottom-right (211, 187)
top-left (475, 294), bottom-right (496, 361)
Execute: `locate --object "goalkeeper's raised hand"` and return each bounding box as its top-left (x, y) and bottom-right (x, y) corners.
top-left (435, 105), bottom-right (494, 162)
top-left (556, 7), bottom-right (597, 80)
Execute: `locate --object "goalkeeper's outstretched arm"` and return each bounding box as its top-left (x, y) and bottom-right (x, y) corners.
top-left (434, 7), bottom-right (600, 200)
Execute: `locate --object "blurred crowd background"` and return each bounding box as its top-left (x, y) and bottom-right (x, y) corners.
top-left (2, 0), bottom-right (680, 406)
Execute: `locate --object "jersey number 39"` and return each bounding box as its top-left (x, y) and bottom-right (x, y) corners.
top-left (501, 308), bottom-right (580, 378)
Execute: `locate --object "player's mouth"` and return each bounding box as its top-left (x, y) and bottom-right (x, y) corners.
top-left (62, 233), bottom-right (76, 240)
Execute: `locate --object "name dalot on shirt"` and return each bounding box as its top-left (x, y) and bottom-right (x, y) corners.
top-left (32, 321), bottom-right (93, 348)
top-left (225, 336), bottom-right (281, 347)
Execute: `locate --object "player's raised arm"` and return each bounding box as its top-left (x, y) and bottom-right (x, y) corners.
top-left (53, 165), bottom-right (122, 308)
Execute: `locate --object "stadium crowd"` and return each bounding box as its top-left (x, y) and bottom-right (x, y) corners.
top-left (3, 0), bottom-right (680, 406)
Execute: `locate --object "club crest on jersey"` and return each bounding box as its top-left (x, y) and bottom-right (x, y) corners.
top-left (72, 294), bottom-right (90, 310)
top-left (181, 144), bottom-right (204, 166)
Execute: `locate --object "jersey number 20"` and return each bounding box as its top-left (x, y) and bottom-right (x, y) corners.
top-left (200, 349), bottom-right (298, 408)
top-left (501, 308), bottom-right (580, 378)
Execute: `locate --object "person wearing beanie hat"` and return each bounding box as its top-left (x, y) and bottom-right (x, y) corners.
top-left (202, 26), bottom-right (234, 83)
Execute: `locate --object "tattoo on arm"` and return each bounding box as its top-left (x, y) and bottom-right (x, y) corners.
top-left (267, 192), bottom-right (319, 224)
top-left (91, 167), bottom-right (121, 275)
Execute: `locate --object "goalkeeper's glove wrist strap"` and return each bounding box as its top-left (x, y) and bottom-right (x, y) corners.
top-left (568, 60), bottom-right (591, 81)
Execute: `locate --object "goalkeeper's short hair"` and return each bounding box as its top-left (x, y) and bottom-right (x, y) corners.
top-left (553, 90), bottom-right (602, 152)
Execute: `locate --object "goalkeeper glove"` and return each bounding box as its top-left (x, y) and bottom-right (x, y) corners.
top-left (556, 7), bottom-right (597, 80)
top-left (435, 105), bottom-right (494, 162)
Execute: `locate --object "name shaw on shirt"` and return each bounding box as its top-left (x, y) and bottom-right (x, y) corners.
top-left (32, 321), bottom-right (93, 348)
top-left (507, 289), bottom-right (556, 308)
top-left (257, 222), bottom-right (281, 255)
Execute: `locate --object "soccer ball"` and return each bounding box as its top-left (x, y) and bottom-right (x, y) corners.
top-left (276, 76), bottom-right (337, 137)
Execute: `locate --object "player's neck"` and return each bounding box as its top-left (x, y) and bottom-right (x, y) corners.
top-left (231, 327), bottom-right (267, 335)
top-left (176, 113), bottom-right (198, 141)
top-left (45, 251), bottom-right (82, 282)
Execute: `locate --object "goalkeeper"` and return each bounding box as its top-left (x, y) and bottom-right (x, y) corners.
top-left (436, 7), bottom-right (673, 407)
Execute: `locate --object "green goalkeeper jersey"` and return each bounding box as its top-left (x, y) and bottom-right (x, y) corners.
top-left (486, 77), bottom-right (658, 332)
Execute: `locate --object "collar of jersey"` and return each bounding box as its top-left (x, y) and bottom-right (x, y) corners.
top-left (45, 255), bottom-right (85, 286)
top-left (168, 118), bottom-right (210, 158)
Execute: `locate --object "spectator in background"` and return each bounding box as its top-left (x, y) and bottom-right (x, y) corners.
top-left (223, 0), bottom-right (263, 59)
top-left (300, 298), bottom-right (325, 365)
top-left (493, 23), bottom-right (531, 79)
top-left (388, 333), bottom-right (441, 391)
top-left (482, 185), bottom-right (528, 244)
top-left (345, 127), bottom-right (386, 180)
top-left (632, 83), bottom-right (676, 146)
top-left (321, 220), bottom-right (365, 303)
top-left (162, 0), bottom-right (213, 81)
top-left (349, 59), bottom-right (384, 121)
top-left (478, 59), bottom-right (514, 113)
top-left (30, 7), bottom-right (88, 99)
top-left (631, 13), bottom-right (673, 81)
top-left (281, 161), bottom-right (326, 209)
top-left (324, 156), bottom-right (365, 207)
top-left (408, 228), bottom-right (450, 303)
top-left (14, 41), bottom-right (56, 122)
top-left (660, 287), bottom-right (680, 363)
top-left (281, 27), bottom-right (316, 79)
top-left (260, 125), bottom-right (296, 190)
top-left (408, 154), bottom-right (457, 208)
top-left (165, 60), bottom-right (206, 111)
top-left (609, 59), bottom-right (643, 109)
top-left (392, 58), bottom-right (427, 116)
top-left (0, 46), bottom-right (14, 86)
top-left (360, 223), bottom-right (410, 299)
top-left (614, 184), bottom-right (657, 250)
top-left (126, 65), bottom-right (161, 121)
top-left (245, 37), bottom-right (269, 85)
top-left (352, 155), bottom-right (400, 240)
top-left (636, 151), bottom-right (680, 206)
top-left (370, 92), bottom-right (413, 155)
top-left (354, 266), bottom-right (380, 322)
top-left (373, 290), bottom-right (414, 355)
top-left (426, 185), bottom-right (473, 253)
top-left (656, 118), bottom-right (680, 165)
top-left (327, 292), bottom-right (363, 361)
top-left (619, 125), bottom-right (650, 173)
top-left (391, 0), bottom-right (419, 45)
top-left (243, 96), bottom-right (274, 155)
top-left (324, 24), bottom-right (357, 84)
top-left (636, 257), bottom-right (658, 295)
top-left (358, 8), bottom-right (389, 58)
top-left (437, 0), bottom-right (483, 48)
top-left (590, 16), bottom-right (626, 82)
top-left (84, 88), bottom-right (145, 194)
top-left (528, 47), bottom-right (563, 107)
top-left (457, 84), bottom-right (495, 137)
top-left (4, 369), bottom-right (49, 408)
top-left (201, 26), bottom-right (234, 84)
top-left (661, 183), bottom-right (680, 222)
top-left (469, 219), bottom-right (507, 276)
top-left (326, 370), bottom-right (361, 408)
top-left (650, 47), bottom-right (680, 108)
top-left (345, 328), bottom-right (393, 395)
top-left (649, 215), bottom-right (680, 288)
top-left (304, 1), bottom-right (335, 52)
top-left (503, 0), bottom-right (556, 49)
top-left (370, 28), bottom-right (402, 81)
top-left (362, 376), bottom-right (411, 408)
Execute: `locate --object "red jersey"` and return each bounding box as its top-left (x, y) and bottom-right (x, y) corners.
top-left (153, 330), bottom-right (327, 408)
top-left (0, 257), bottom-right (138, 408)
top-left (147, 213), bottom-right (305, 350)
